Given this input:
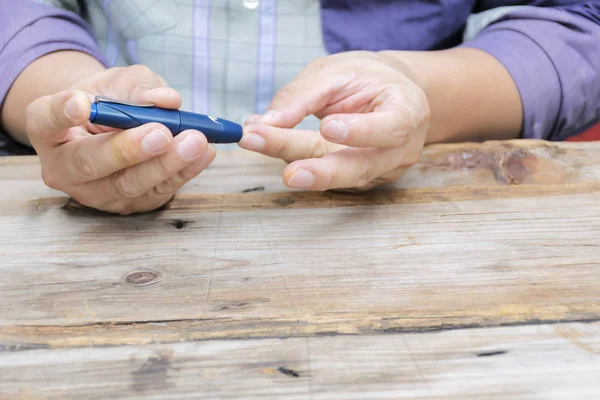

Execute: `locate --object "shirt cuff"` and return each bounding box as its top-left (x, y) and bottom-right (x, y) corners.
top-left (460, 28), bottom-right (561, 140)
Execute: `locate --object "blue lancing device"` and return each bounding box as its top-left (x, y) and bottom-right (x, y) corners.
top-left (89, 96), bottom-right (243, 143)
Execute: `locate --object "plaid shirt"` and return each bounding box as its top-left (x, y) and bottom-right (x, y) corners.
top-left (61, 0), bottom-right (328, 130)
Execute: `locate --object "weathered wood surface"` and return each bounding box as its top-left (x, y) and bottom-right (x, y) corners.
top-left (1, 322), bottom-right (598, 399)
top-left (2, 140), bottom-right (600, 201)
top-left (1, 140), bottom-right (600, 398)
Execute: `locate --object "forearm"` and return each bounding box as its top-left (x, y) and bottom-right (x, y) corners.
top-left (1, 51), bottom-right (105, 145)
top-left (0, 1), bottom-right (108, 147)
top-left (381, 47), bottom-right (523, 144)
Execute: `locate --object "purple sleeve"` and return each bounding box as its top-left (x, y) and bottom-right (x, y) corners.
top-left (461, 3), bottom-right (600, 141)
top-left (0, 1), bottom-right (107, 110)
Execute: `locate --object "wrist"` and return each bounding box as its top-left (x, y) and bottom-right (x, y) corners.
top-left (1, 51), bottom-right (105, 145)
top-left (378, 48), bottom-right (523, 144)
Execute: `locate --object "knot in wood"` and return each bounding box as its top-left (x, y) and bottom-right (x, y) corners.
top-left (126, 270), bottom-right (160, 287)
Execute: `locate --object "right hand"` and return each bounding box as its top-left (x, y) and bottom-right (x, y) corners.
top-left (26, 65), bottom-right (216, 215)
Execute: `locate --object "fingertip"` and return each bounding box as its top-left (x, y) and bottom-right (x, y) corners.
top-left (239, 128), bottom-right (266, 152)
top-left (140, 124), bottom-right (173, 155)
top-left (178, 129), bottom-right (207, 143)
top-left (144, 122), bottom-right (174, 139)
top-left (140, 87), bottom-right (182, 108)
top-left (321, 120), bottom-right (349, 144)
top-left (63, 89), bottom-right (91, 123)
top-left (283, 164), bottom-right (317, 190)
top-left (177, 129), bottom-right (209, 161)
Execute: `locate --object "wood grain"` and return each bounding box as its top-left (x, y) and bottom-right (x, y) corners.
top-left (2, 140), bottom-right (600, 398)
top-left (1, 322), bottom-right (598, 399)
top-left (1, 181), bottom-right (600, 346)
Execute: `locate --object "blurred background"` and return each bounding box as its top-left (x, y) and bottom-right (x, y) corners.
top-left (568, 122), bottom-right (600, 142)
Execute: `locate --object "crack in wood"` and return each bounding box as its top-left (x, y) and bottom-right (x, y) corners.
top-left (166, 220), bottom-right (193, 229)
top-left (476, 350), bottom-right (508, 357)
top-left (278, 367), bottom-right (300, 378)
top-left (3, 317), bottom-right (600, 351)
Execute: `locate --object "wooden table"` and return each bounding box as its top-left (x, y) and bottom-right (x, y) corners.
top-left (1, 140), bottom-right (599, 399)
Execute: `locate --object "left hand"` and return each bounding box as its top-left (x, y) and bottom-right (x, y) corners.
top-left (239, 51), bottom-right (431, 191)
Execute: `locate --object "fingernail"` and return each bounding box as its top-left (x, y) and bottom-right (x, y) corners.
top-left (260, 110), bottom-right (277, 123)
top-left (178, 134), bottom-right (206, 161)
top-left (142, 129), bottom-right (170, 153)
top-left (323, 120), bottom-right (349, 142)
top-left (64, 95), bottom-right (82, 120)
top-left (287, 169), bottom-right (315, 189)
top-left (239, 133), bottom-right (266, 151)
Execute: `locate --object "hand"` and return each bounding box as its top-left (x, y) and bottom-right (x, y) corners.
top-left (26, 65), bottom-right (216, 214)
top-left (240, 51), bottom-right (430, 191)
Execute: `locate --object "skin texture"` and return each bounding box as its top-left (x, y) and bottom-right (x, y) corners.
top-left (1, 47), bottom-right (522, 212)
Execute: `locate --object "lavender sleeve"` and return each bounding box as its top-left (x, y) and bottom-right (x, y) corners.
top-left (0, 1), bottom-right (107, 111)
top-left (461, 2), bottom-right (600, 141)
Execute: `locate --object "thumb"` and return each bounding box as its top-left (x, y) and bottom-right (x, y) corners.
top-left (26, 89), bottom-right (91, 147)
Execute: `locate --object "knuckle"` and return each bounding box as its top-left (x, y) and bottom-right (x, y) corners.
top-left (407, 151), bottom-right (423, 166)
top-left (111, 136), bottom-right (142, 167)
top-left (155, 152), bottom-right (174, 175)
top-left (112, 172), bottom-right (144, 199)
top-left (307, 57), bottom-right (331, 73)
top-left (155, 73), bottom-right (169, 87)
top-left (179, 164), bottom-right (202, 181)
top-left (307, 136), bottom-right (327, 158)
top-left (152, 177), bottom-right (179, 196)
top-left (419, 102), bottom-right (432, 131)
top-left (412, 89), bottom-right (431, 130)
top-left (273, 135), bottom-right (289, 159)
top-left (152, 183), bottom-right (171, 196)
top-left (72, 149), bottom-right (98, 181)
top-left (127, 64), bottom-right (153, 77)
top-left (41, 168), bottom-right (59, 189)
top-left (388, 125), bottom-right (410, 147)
top-left (356, 161), bottom-right (374, 188)
top-left (272, 87), bottom-right (295, 106)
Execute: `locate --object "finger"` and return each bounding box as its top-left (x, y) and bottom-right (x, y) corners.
top-left (239, 124), bottom-right (343, 162)
top-left (91, 144), bottom-right (216, 215)
top-left (152, 144), bottom-right (216, 196)
top-left (244, 114), bottom-right (261, 126)
top-left (26, 89), bottom-right (91, 147)
top-left (137, 86), bottom-right (182, 109)
top-left (55, 123), bottom-right (173, 185)
top-left (111, 65), bottom-right (182, 109)
top-left (93, 193), bottom-right (175, 216)
top-left (259, 66), bottom-right (349, 128)
top-left (155, 73), bottom-right (170, 88)
top-left (282, 146), bottom-right (419, 191)
top-left (91, 130), bottom-right (208, 200)
top-left (319, 110), bottom-right (425, 149)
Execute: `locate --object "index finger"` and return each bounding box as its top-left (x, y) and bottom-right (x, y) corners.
top-left (259, 65), bottom-right (348, 128)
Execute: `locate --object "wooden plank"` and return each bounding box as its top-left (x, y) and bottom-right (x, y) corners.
top-left (1, 188), bottom-right (600, 346)
top-left (2, 140), bottom-right (600, 201)
top-left (1, 322), bottom-right (599, 399)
